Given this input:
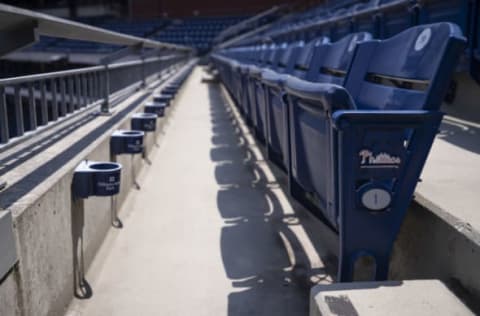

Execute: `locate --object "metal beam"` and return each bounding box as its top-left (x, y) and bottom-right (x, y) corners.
top-left (141, 47), bottom-right (168, 59)
top-left (215, 23), bottom-right (274, 49)
top-left (0, 3), bottom-right (191, 57)
top-left (100, 43), bottom-right (143, 65)
top-left (0, 19), bottom-right (38, 56)
top-left (214, 5), bottom-right (285, 42)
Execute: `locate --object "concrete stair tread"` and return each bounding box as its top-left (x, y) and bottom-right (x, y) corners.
top-left (310, 279), bottom-right (475, 316)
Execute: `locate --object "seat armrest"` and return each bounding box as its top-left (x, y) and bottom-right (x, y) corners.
top-left (238, 64), bottom-right (251, 74)
top-left (332, 110), bottom-right (444, 130)
top-left (284, 76), bottom-right (355, 113)
top-left (233, 61), bottom-right (244, 71)
top-left (261, 69), bottom-right (290, 88)
top-left (248, 65), bottom-right (264, 79)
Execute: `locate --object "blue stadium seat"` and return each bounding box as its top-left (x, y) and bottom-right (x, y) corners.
top-left (262, 33), bottom-right (371, 170)
top-left (291, 37), bottom-right (331, 79)
top-left (250, 41), bottom-right (306, 143)
top-left (152, 16), bottom-right (249, 54)
top-left (283, 23), bottom-right (465, 281)
top-left (240, 42), bottom-right (288, 126)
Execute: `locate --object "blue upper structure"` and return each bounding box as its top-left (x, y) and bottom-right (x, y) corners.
top-left (151, 16), bottom-right (249, 55)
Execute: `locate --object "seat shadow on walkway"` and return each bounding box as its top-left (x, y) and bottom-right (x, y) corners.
top-left (207, 83), bottom-right (336, 315)
top-left (437, 117), bottom-right (480, 154)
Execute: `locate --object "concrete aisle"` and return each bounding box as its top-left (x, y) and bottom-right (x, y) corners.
top-left (66, 67), bottom-right (331, 316)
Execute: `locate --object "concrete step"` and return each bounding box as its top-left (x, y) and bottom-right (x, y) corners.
top-left (310, 280), bottom-right (475, 316)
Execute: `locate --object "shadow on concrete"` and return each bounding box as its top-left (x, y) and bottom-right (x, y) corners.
top-left (207, 83), bottom-right (336, 316)
top-left (110, 196), bottom-right (123, 229)
top-left (70, 197), bottom-right (93, 299)
top-left (437, 117), bottom-right (480, 154)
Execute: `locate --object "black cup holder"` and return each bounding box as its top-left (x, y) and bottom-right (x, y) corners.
top-left (72, 160), bottom-right (122, 199)
top-left (110, 130), bottom-right (145, 155)
top-left (122, 131), bottom-right (142, 135)
top-left (162, 87), bottom-right (177, 96)
top-left (153, 94), bottom-right (172, 106)
top-left (131, 113), bottom-right (157, 132)
top-left (144, 101), bottom-right (166, 117)
top-left (89, 163), bottom-right (118, 170)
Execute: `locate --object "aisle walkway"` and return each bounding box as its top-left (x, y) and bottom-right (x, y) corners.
top-left (66, 67), bottom-right (331, 316)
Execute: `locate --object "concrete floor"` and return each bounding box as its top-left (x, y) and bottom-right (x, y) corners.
top-left (66, 67), bottom-right (332, 316)
top-left (64, 66), bottom-right (480, 316)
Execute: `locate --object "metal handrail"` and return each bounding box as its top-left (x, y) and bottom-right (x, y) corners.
top-left (0, 65), bottom-right (104, 86)
top-left (0, 56), bottom-right (170, 93)
top-left (107, 55), bottom-right (168, 70)
top-left (0, 55), bottom-right (188, 147)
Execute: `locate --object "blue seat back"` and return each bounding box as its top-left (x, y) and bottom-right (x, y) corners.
top-left (292, 37), bottom-right (330, 79)
top-left (263, 43), bottom-right (278, 68)
top-left (257, 43), bottom-right (270, 66)
top-left (243, 46), bottom-right (256, 64)
top-left (345, 23), bottom-right (466, 111)
top-left (306, 32), bottom-right (372, 84)
top-left (270, 42), bottom-right (289, 70)
top-left (280, 33), bottom-right (371, 207)
top-left (276, 41), bottom-right (305, 74)
top-left (247, 45), bottom-right (261, 64)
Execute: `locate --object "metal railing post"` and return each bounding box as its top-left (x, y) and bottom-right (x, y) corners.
top-left (101, 65), bottom-right (110, 114)
top-left (75, 75), bottom-right (81, 110)
top-left (0, 86), bottom-right (9, 144)
top-left (39, 80), bottom-right (48, 125)
top-left (67, 76), bottom-right (75, 113)
top-left (141, 57), bottom-right (146, 88)
top-left (27, 83), bottom-right (37, 130)
top-left (81, 74), bottom-right (87, 108)
top-left (14, 85), bottom-right (25, 136)
top-left (59, 78), bottom-right (67, 117)
top-left (50, 78), bottom-right (58, 121)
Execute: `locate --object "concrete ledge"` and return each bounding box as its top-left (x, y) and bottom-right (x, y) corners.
top-left (391, 196), bottom-right (480, 301)
top-left (310, 280), bottom-right (475, 316)
top-left (0, 61), bottom-right (195, 316)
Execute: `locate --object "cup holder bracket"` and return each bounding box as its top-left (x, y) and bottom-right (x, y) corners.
top-left (144, 102), bottom-right (166, 117)
top-left (111, 130), bottom-right (145, 155)
top-left (131, 113), bottom-right (158, 132)
top-left (73, 160), bottom-right (122, 199)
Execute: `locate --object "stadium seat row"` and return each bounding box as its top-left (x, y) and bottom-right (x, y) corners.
top-left (242, 0), bottom-right (480, 82)
top-left (153, 16), bottom-right (250, 54)
top-left (212, 22), bottom-right (466, 281)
